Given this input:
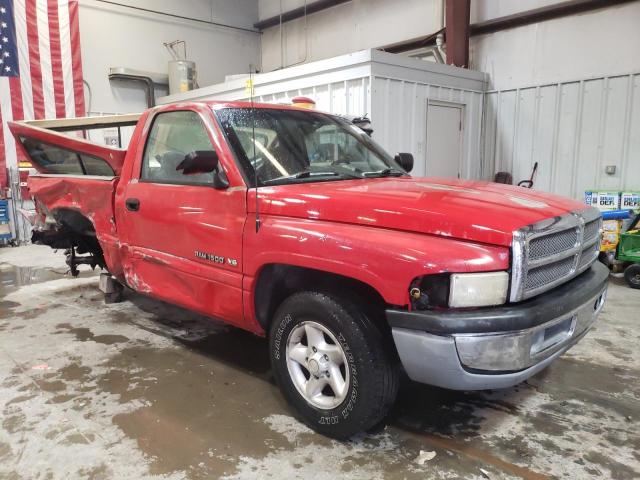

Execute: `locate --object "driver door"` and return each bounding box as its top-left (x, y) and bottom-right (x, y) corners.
top-left (120, 109), bottom-right (246, 327)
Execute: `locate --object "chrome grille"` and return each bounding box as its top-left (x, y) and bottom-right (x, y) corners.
top-left (510, 208), bottom-right (602, 302)
top-left (578, 241), bottom-right (600, 270)
top-left (529, 228), bottom-right (578, 260)
top-left (525, 257), bottom-right (575, 290)
top-left (583, 219), bottom-right (599, 243)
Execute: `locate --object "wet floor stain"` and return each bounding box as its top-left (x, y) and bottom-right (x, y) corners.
top-left (54, 323), bottom-right (129, 345)
top-left (101, 344), bottom-right (280, 478)
top-left (0, 262), bottom-right (99, 298)
top-left (0, 264), bottom-right (63, 290)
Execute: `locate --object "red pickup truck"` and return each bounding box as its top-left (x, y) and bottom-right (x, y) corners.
top-left (10, 101), bottom-right (608, 438)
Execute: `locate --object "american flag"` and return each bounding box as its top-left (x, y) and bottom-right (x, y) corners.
top-left (0, 0), bottom-right (85, 189)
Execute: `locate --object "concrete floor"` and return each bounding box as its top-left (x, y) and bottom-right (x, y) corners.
top-left (0, 245), bottom-right (639, 480)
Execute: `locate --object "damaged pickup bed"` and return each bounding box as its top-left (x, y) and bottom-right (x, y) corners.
top-left (9, 101), bottom-right (608, 438)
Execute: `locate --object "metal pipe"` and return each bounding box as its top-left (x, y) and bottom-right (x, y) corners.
top-left (282, 0), bottom-right (309, 69)
top-left (435, 33), bottom-right (446, 63)
top-left (445, 0), bottom-right (470, 67)
top-left (108, 73), bottom-right (156, 108)
top-left (280, 0), bottom-right (284, 69)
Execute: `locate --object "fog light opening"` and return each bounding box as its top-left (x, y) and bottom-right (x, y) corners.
top-left (594, 293), bottom-right (605, 312)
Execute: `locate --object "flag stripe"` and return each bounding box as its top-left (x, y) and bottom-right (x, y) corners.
top-left (36, 0), bottom-right (54, 119)
top-left (14, 0), bottom-right (34, 120)
top-left (0, 76), bottom-right (17, 173)
top-left (8, 76), bottom-right (27, 163)
top-left (68, 0), bottom-right (84, 116)
top-left (8, 77), bottom-right (23, 120)
top-left (47, 0), bottom-right (64, 118)
top-left (0, 84), bottom-right (6, 189)
top-left (25, 0), bottom-right (44, 119)
top-left (58, 0), bottom-right (75, 118)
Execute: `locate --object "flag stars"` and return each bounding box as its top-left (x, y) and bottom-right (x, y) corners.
top-left (4, 66), bottom-right (10, 72)
top-left (1, 37), bottom-right (7, 43)
top-left (1, 22), bottom-right (6, 28)
top-left (2, 51), bottom-right (8, 57)
top-left (0, 7), bottom-right (5, 13)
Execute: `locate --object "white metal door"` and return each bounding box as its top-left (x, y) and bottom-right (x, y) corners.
top-left (425, 103), bottom-right (463, 178)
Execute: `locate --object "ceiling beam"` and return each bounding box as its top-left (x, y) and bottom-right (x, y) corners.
top-left (254, 0), bottom-right (352, 30)
top-left (381, 0), bottom-right (637, 54)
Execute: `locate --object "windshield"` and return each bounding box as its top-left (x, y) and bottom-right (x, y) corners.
top-left (215, 107), bottom-right (407, 186)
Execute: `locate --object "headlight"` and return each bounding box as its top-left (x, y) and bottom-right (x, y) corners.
top-left (449, 271), bottom-right (509, 308)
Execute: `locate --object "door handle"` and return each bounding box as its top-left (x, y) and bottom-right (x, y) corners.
top-left (125, 198), bottom-right (140, 212)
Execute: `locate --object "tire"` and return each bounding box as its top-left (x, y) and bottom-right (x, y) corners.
top-left (624, 264), bottom-right (640, 289)
top-left (269, 291), bottom-right (399, 439)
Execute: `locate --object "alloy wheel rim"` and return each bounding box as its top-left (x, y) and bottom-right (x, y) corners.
top-left (286, 321), bottom-right (350, 409)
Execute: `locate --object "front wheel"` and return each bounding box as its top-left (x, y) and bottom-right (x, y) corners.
top-left (269, 291), bottom-right (399, 439)
top-left (624, 264), bottom-right (640, 289)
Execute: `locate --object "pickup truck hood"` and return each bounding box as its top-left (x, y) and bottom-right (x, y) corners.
top-left (256, 177), bottom-right (588, 246)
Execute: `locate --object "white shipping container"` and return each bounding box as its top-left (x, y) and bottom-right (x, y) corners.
top-left (159, 50), bottom-right (487, 181)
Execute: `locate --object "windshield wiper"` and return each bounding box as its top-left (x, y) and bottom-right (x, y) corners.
top-left (362, 167), bottom-right (406, 178)
top-left (261, 170), bottom-right (341, 185)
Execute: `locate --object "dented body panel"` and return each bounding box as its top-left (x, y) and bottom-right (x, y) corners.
top-left (11, 101), bottom-right (589, 337)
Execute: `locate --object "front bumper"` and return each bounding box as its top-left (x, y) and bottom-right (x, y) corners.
top-left (386, 262), bottom-right (609, 390)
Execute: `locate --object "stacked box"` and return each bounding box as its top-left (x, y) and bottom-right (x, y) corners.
top-left (600, 219), bottom-right (622, 252)
top-left (585, 190), bottom-right (639, 252)
top-left (597, 191), bottom-right (620, 211)
top-left (584, 190), bottom-right (621, 211)
top-left (0, 199), bottom-right (11, 242)
top-left (621, 191), bottom-right (640, 210)
top-left (602, 219), bottom-right (622, 232)
top-left (584, 191), bottom-right (597, 208)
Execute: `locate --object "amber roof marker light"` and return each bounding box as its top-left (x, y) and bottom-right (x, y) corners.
top-left (291, 97), bottom-right (316, 109)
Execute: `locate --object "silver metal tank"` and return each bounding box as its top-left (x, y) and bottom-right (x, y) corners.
top-left (168, 60), bottom-right (197, 94)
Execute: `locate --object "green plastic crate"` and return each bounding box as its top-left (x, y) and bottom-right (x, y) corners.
top-left (618, 230), bottom-right (640, 263)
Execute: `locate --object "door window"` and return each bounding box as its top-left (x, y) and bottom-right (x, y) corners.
top-left (19, 137), bottom-right (115, 176)
top-left (142, 111), bottom-right (215, 184)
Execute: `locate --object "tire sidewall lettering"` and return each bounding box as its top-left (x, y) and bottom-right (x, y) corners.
top-left (273, 313), bottom-right (293, 361)
top-left (337, 333), bottom-right (358, 420)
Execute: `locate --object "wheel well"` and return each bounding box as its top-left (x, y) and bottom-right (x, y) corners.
top-left (254, 264), bottom-right (389, 332)
top-left (32, 208), bottom-right (106, 268)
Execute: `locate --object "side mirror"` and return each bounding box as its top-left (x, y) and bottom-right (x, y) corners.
top-left (394, 153), bottom-right (414, 173)
top-left (176, 150), bottom-right (219, 175)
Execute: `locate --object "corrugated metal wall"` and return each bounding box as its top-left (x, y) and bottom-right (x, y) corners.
top-left (251, 77), bottom-right (371, 118)
top-left (484, 73), bottom-right (640, 198)
top-left (370, 77), bottom-right (485, 179)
